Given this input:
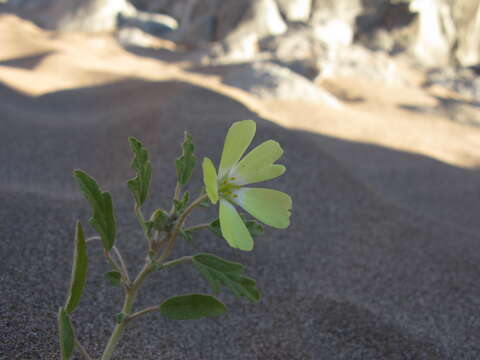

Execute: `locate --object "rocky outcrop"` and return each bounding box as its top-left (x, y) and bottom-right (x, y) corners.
top-left (276, 0), bottom-right (312, 22)
top-left (222, 61), bottom-right (341, 107)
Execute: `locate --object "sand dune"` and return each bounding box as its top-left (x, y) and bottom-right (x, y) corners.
top-left (2, 14), bottom-right (480, 359)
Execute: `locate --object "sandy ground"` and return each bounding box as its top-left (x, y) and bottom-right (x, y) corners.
top-left (1, 14), bottom-right (480, 359)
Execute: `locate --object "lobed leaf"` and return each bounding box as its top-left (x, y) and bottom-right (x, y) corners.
top-left (57, 307), bottom-right (75, 360)
top-left (175, 132), bottom-right (196, 187)
top-left (127, 137), bottom-right (152, 206)
top-left (174, 191), bottom-right (190, 213)
top-left (105, 271), bottom-right (122, 287)
top-left (65, 222), bottom-right (88, 314)
top-left (73, 170), bottom-right (116, 251)
top-left (159, 294), bottom-right (226, 320)
top-left (193, 253), bottom-right (261, 303)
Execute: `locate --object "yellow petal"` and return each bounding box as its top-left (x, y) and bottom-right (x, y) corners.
top-left (232, 140), bottom-right (285, 185)
top-left (202, 157), bottom-right (219, 204)
top-left (234, 188), bottom-right (292, 229)
top-left (219, 199), bottom-right (253, 251)
top-left (219, 120), bottom-right (256, 177)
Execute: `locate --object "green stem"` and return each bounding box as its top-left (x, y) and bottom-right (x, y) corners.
top-left (184, 223), bottom-right (211, 232)
top-left (75, 337), bottom-right (93, 360)
top-left (134, 204), bottom-right (153, 249)
top-left (158, 194), bottom-right (208, 264)
top-left (100, 263), bottom-right (154, 360)
top-left (159, 256), bottom-right (192, 269)
top-left (125, 305), bottom-right (160, 325)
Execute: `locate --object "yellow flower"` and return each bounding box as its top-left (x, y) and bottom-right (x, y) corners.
top-left (202, 120), bottom-right (292, 251)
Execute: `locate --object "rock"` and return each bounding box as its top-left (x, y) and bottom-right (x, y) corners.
top-left (316, 45), bottom-right (414, 86)
top-left (276, 0), bottom-right (312, 22)
top-left (310, 0), bottom-right (362, 49)
top-left (410, 0), bottom-right (455, 67)
top-left (6, 0), bottom-right (137, 31)
top-left (425, 67), bottom-right (480, 101)
top-left (226, 0), bottom-right (287, 40)
top-left (259, 25), bottom-right (326, 78)
top-left (118, 10), bottom-right (177, 37)
top-left (453, 0), bottom-right (480, 66)
top-left (222, 61), bottom-right (341, 107)
top-left (355, 1), bottom-right (419, 53)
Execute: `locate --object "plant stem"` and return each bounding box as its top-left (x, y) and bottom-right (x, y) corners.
top-left (75, 337), bottom-right (93, 360)
top-left (184, 222), bottom-right (211, 232)
top-left (125, 305), bottom-right (160, 325)
top-left (134, 204), bottom-right (153, 250)
top-left (160, 256), bottom-right (192, 269)
top-left (100, 194), bottom-right (207, 360)
top-left (158, 194), bottom-right (208, 264)
top-left (100, 263), bottom-right (154, 360)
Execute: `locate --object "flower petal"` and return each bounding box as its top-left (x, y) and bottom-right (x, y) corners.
top-left (219, 120), bottom-right (256, 177)
top-left (232, 140), bottom-right (284, 185)
top-left (234, 188), bottom-right (292, 229)
top-left (219, 199), bottom-right (253, 251)
top-left (202, 157), bottom-right (219, 204)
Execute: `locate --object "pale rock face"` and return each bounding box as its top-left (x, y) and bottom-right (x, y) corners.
top-left (310, 0), bottom-right (362, 49)
top-left (454, 1), bottom-right (480, 66)
top-left (313, 19), bottom-right (354, 49)
top-left (222, 61), bottom-right (341, 107)
top-left (276, 0), bottom-right (312, 22)
top-left (410, 0), bottom-right (454, 67)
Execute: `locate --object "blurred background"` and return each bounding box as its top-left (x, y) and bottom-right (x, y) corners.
top-left (2, 1), bottom-right (480, 359)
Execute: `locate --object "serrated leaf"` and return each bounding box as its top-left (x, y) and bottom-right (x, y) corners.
top-left (175, 132), bottom-right (196, 187)
top-left (209, 217), bottom-right (263, 239)
top-left (159, 294), bottom-right (226, 320)
top-left (105, 271), bottom-right (122, 287)
top-left (174, 191), bottom-right (189, 213)
top-left (192, 253), bottom-right (261, 303)
top-left (73, 170), bottom-right (116, 251)
top-left (127, 137), bottom-right (152, 206)
top-left (150, 209), bottom-right (169, 231)
top-left (180, 229), bottom-right (193, 244)
top-left (65, 222), bottom-right (88, 314)
top-left (57, 307), bottom-right (75, 360)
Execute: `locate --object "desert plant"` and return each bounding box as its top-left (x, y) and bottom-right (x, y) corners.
top-left (57, 120), bottom-right (292, 360)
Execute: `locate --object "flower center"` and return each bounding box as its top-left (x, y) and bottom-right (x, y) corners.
top-left (219, 177), bottom-right (241, 200)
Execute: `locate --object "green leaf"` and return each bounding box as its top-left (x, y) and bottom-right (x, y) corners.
top-left (73, 170), bottom-right (116, 251)
top-left (159, 294), bottom-right (226, 320)
top-left (127, 137), bottom-right (152, 206)
top-left (175, 132), bottom-right (196, 187)
top-left (180, 229), bottom-right (193, 244)
top-left (193, 253), bottom-right (261, 302)
top-left (174, 191), bottom-right (189, 213)
top-left (57, 307), bottom-right (75, 360)
top-left (105, 271), bottom-right (122, 287)
top-left (116, 312), bottom-right (126, 324)
top-left (150, 209), bottom-right (169, 231)
top-left (65, 222), bottom-right (88, 314)
top-left (245, 220), bottom-right (264, 237)
top-left (209, 217), bottom-right (263, 239)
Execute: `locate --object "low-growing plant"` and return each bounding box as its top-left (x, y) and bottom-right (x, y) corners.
top-left (57, 120), bottom-right (292, 360)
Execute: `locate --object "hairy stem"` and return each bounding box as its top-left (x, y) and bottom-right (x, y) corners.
top-left (125, 305), bottom-right (160, 325)
top-left (134, 204), bottom-right (153, 250)
top-left (100, 193), bottom-right (208, 360)
top-left (75, 337), bottom-right (93, 360)
top-left (158, 194), bottom-right (208, 264)
top-left (100, 262), bottom-right (154, 360)
top-left (184, 223), bottom-right (211, 232)
top-left (160, 256), bottom-right (192, 269)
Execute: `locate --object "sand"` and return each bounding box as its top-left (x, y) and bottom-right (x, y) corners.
top-left (1, 14), bottom-right (480, 359)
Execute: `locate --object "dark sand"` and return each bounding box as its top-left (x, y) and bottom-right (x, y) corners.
top-left (2, 15), bottom-right (480, 360)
